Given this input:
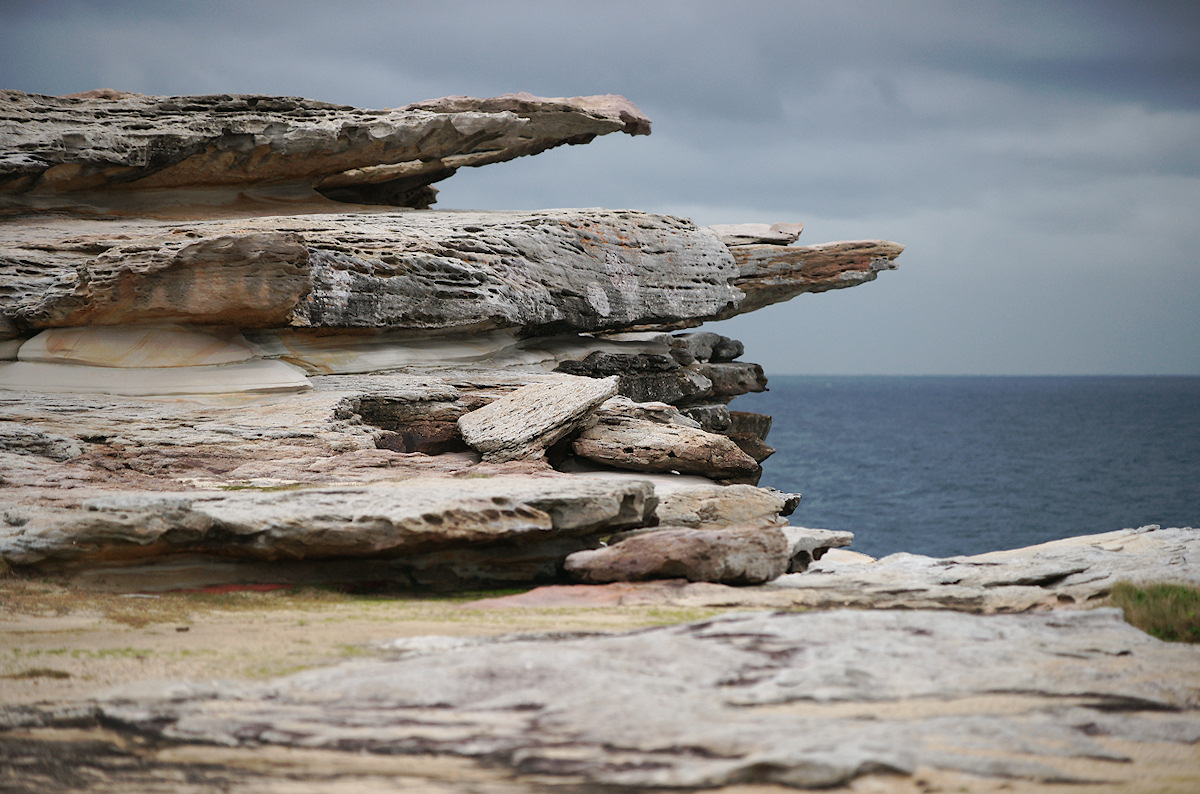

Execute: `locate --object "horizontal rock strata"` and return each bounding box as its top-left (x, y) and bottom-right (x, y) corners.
top-left (0, 90), bottom-right (649, 213)
top-left (0, 90), bottom-right (906, 594)
top-left (0, 210), bottom-right (739, 336)
top-left (7, 609), bottom-right (1197, 789)
top-left (0, 475), bottom-right (654, 588)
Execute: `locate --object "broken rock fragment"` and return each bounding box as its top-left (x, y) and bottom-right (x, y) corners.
top-left (458, 375), bottom-right (618, 462)
top-left (572, 412), bottom-right (762, 483)
top-left (565, 525), bottom-right (794, 585)
top-left (564, 524), bottom-right (850, 584)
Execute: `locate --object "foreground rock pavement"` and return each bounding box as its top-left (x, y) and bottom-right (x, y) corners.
top-left (4, 608), bottom-right (1197, 791)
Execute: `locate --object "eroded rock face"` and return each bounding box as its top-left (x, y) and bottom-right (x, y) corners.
top-left (0, 475), bottom-right (654, 587)
top-left (724, 239), bottom-right (904, 316)
top-left (8, 609), bottom-right (1197, 789)
top-left (0, 90), bottom-right (650, 213)
top-left (0, 211), bottom-right (738, 336)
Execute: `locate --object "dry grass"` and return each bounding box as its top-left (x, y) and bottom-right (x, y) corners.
top-left (1109, 581), bottom-right (1200, 642)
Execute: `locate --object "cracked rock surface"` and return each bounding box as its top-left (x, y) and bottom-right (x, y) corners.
top-left (5, 608), bottom-right (1197, 790)
top-left (0, 90), bottom-right (649, 213)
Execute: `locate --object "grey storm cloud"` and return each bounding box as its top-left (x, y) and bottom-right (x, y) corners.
top-left (2, 0), bottom-right (1198, 374)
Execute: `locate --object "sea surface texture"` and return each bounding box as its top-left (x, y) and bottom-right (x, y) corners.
top-left (732, 376), bottom-right (1200, 558)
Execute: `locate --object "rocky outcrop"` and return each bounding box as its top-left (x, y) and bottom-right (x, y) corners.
top-left (7, 608), bottom-right (1197, 790)
top-left (573, 414), bottom-right (762, 482)
top-left (0, 90), bottom-right (650, 213)
top-left (0, 90), bottom-right (903, 590)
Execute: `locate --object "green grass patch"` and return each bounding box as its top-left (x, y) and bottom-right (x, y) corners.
top-left (1109, 581), bottom-right (1200, 643)
top-left (3, 667), bottom-right (72, 680)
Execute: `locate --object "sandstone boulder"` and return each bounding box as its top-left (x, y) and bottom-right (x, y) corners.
top-left (457, 375), bottom-right (618, 462)
top-left (573, 413), bottom-right (762, 483)
top-left (564, 524), bottom-right (851, 584)
top-left (565, 525), bottom-right (792, 584)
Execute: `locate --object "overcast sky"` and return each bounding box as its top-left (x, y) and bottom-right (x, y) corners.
top-left (3, 0), bottom-right (1198, 374)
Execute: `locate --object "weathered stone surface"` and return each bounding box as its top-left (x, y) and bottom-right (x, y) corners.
top-left (565, 524), bottom-right (849, 584)
top-left (657, 481), bottom-right (798, 527)
top-left (708, 221), bottom-right (803, 246)
top-left (458, 375), bottom-right (618, 462)
top-left (0, 373), bottom-right (469, 489)
top-left (728, 410), bottom-right (773, 441)
top-left (730, 433), bottom-right (777, 463)
top-left (247, 327), bottom-right (522, 374)
top-left (0, 211), bottom-right (738, 336)
top-left (691, 360), bottom-right (767, 398)
top-left (679, 403), bottom-right (731, 432)
top-left (589, 525), bottom-right (1200, 613)
top-left (4, 227), bottom-right (311, 329)
top-left (554, 348), bottom-right (717, 404)
top-left (765, 524), bottom-right (1200, 611)
top-left (588, 395), bottom-right (700, 428)
top-left (17, 325), bottom-right (256, 367)
top-left (0, 421), bottom-right (82, 462)
top-left (565, 525), bottom-right (792, 584)
top-left (0, 358), bottom-right (311, 396)
top-left (0, 475), bottom-right (653, 580)
top-left (671, 330), bottom-right (744, 362)
top-left (573, 413), bottom-right (762, 483)
top-left (558, 462), bottom-right (800, 528)
top-left (10, 609), bottom-right (1197, 790)
top-left (0, 90), bottom-right (649, 213)
top-left (723, 239), bottom-right (904, 316)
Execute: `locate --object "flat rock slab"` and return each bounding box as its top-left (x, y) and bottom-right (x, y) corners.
top-left (560, 525), bottom-right (1200, 613)
top-left (7, 609), bottom-right (1197, 789)
top-left (458, 375), bottom-right (618, 461)
top-left (0, 210), bottom-right (738, 334)
top-left (0, 90), bottom-right (649, 212)
top-left (0, 475), bottom-right (654, 582)
top-left (723, 239), bottom-right (904, 316)
top-left (564, 525), bottom-right (851, 584)
top-left (573, 413), bottom-right (761, 482)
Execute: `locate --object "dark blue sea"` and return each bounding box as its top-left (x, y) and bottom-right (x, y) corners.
top-left (729, 376), bottom-right (1200, 559)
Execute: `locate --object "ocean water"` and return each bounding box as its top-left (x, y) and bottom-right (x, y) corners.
top-left (728, 376), bottom-right (1200, 559)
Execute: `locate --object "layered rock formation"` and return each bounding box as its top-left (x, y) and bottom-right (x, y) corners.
top-left (0, 89), bottom-right (902, 590)
top-left (0, 90), bottom-right (649, 213)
